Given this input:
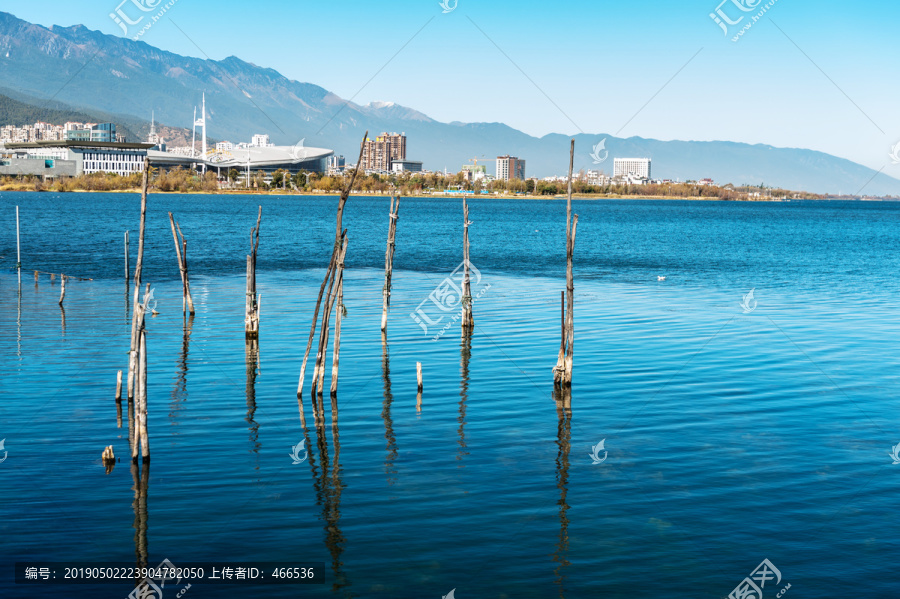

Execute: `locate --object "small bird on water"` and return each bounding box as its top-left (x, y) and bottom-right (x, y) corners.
top-left (658, 276), bottom-right (666, 281)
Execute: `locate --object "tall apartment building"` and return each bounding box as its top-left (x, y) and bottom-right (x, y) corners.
top-left (496, 155), bottom-right (526, 181)
top-left (361, 132), bottom-right (407, 171)
top-left (613, 158), bottom-right (651, 179)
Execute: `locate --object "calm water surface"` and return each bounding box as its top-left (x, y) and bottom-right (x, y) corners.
top-left (1, 193), bottom-right (899, 598)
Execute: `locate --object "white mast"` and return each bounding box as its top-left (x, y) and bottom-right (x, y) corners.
top-left (191, 106), bottom-right (197, 159)
top-left (200, 93), bottom-right (207, 157)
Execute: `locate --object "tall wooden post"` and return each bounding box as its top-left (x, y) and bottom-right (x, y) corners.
top-left (15, 205), bottom-right (21, 272)
top-left (554, 140), bottom-right (578, 387)
top-left (124, 230), bottom-right (130, 281)
top-left (128, 159), bottom-right (150, 400)
top-left (381, 196), bottom-right (400, 332)
top-left (246, 207), bottom-right (261, 338)
top-left (330, 236), bottom-right (348, 396)
top-left (461, 199), bottom-right (474, 329)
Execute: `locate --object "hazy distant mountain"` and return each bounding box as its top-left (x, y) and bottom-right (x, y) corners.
top-left (0, 10), bottom-right (897, 195)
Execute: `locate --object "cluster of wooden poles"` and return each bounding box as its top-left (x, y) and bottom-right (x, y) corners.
top-left (98, 133), bottom-right (580, 464)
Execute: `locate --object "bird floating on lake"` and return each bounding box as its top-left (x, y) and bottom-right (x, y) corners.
top-left (658, 276), bottom-right (666, 281)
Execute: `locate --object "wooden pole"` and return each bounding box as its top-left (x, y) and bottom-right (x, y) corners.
top-left (246, 207), bottom-right (261, 338)
top-left (128, 159), bottom-right (150, 400)
top-left (15, 205), bottom-right (21, 272)
top-left (138, 326), bottom-right (149, 462)
top-left (58, 274), bottom-right (66, 306)
top-left (330, 236), bottom-right (348, 396)
top-left (461, 199), bottom-right (474, 329)
top-left (298, 131), bottom-right (366, 397)
top-left (554, 140), bottom-right (577, 386)
top-left (124, 230), bottom-right (129, 281)
top-left (116, 370), bottom-right (123, 401)
top-left (381, 195), bottom-right (400, 332)
top-left (168, 213), bottom-right (194, 316)
top-left (417, 362), bottom-right (423, 391)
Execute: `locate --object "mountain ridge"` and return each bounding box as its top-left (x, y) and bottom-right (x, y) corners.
top-left (0, 10), bottom-right (897, 195)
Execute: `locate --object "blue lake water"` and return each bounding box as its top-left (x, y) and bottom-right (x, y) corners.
top-left (1, 193), bottom-right (899, 598)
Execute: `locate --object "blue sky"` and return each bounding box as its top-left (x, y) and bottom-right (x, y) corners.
top-left (5, 0), bottom-right (900, 173)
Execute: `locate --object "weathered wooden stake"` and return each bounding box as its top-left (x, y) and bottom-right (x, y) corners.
top-left (381, 196), bottom-right (400, 332)
top-left (417, 362), bottom-right (423, 391)
top-left (298, 131), bottom-right (367, 397)
top-left (168, 212), bottom-right (195, 316)
top-left (461, 199), bottom-right (474, 329)
top-left (330, 237), bottom-right (348, 396)
top-left (245, 207), bottom-right (261, 338)
top-left (128, 159), bottom-right (150, 400)
top-left (125, 230), bottom-right (130, 280)
top-left (15, 205), bottom-right (21, 272)
top-left (116, 370), bottom-right (123, 401)
top-left (553, 140), bottom-right (578, 387)
top-left (58, 274), bottom-right (66, 306)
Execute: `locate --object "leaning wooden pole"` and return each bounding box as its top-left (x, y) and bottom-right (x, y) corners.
top-left (127, 159), bottom-right (150, 400)
top-left (168, 213), bottom-right (195, 316)
top-left (330, 236), bottom-right (349, 397)
top-left (461, 198), bottom-right (474, 329)
top-left (380, 196), bottom-right (400, 332)
top-left (246, 207), bottom-right (262, 338)
top-left (297, 131), bottom-right (367, 397)
top-left (58, 274), bottom-right (66, 306)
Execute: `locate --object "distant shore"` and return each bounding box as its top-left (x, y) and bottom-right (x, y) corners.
top-left (0, 186), bottom-right (805, 201)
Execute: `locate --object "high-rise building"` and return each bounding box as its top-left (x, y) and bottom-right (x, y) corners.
top-left (361, 132), bottom-right (407, 171)
top-left (496, 155), bottom-right (526, 181)
top-left (251, 134), bottom-right (271, 147)
top-left (90, 123), bottom-right (117, 143)
top-left (613, 158), bottom-right (651, 179)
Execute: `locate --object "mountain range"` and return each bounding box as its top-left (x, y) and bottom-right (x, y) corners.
top-left (0, 10), bottom-right (897, 195)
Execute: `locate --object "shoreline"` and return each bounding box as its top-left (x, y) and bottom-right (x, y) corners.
top-left (0, 187), bottom-right (811, 201)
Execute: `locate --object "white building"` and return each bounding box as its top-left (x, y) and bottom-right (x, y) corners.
top-left (251, 134), bottom-right (272, 147)
top-left (613, 158), bottom-right (651, 179)
top-left (216, 141), bottom-right (234, 152)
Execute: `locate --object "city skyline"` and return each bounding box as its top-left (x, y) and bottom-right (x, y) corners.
top-left (4, 1), bottom-right (899, 177)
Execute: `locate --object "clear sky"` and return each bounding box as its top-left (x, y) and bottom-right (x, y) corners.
top-left (5, 0), bottom-right (900, 173)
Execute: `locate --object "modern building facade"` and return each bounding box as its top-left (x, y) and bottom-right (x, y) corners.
top-left (496, 155), bottom-right (526, 181)
top-left (0, 140), bottom-right (152, 177)
top-left (613, 158), bottom-right (651, 179)
top-left (361, 132), bottom-right (407, 171)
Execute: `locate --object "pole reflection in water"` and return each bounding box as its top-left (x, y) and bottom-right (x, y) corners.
top-left (59, 304), bottom-right (66, 337)
top-left (131, 461), bottom-right (150, 574)
top-left (552, 387), bottom-right (572, 598)
top-left (17, 275), bottom-right (22, 361)
top-left (381, 333), bottom-right (398, 484)
top-left (245, 336), bottom-right (261, 464)
top-left (457, 332), bottom-right (472, 466)
top-left (170, 314), bottom-right (193, 427)
top-left (298, 385), bottom-right (349, 595)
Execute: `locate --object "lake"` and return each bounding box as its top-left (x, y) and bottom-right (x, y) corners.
top-left (1, 193), bottom-right (899, 598)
